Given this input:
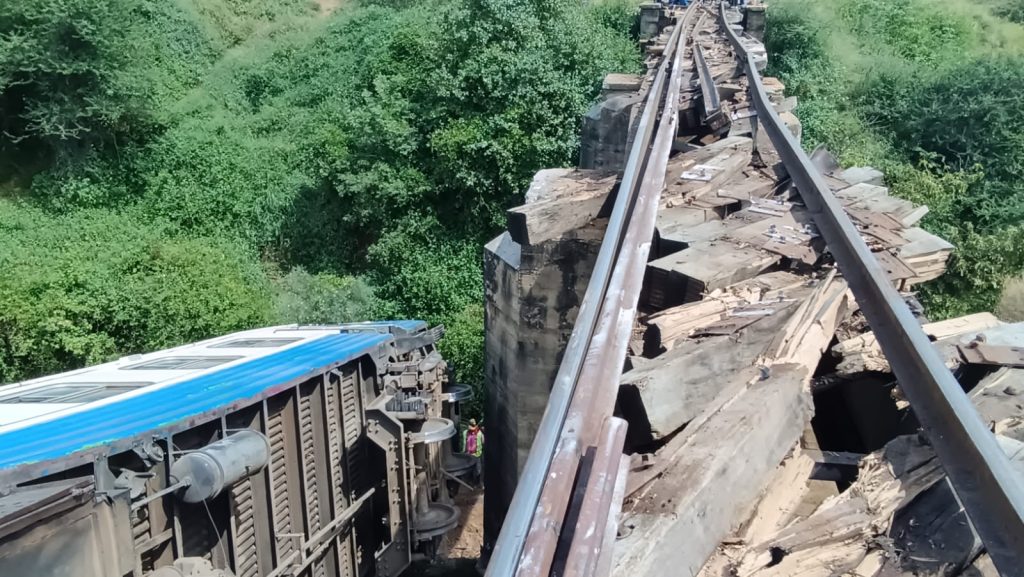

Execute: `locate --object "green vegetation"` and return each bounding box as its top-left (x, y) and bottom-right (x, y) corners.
top-left (996, 277), bottom-right (1024, 322)
top-left (0, 0), bottom-right (642, 395)
top-left (764, 0), bottom-right (1024, 318)
top-left (0, 205), bottom-right (273, 381)
top-left (989, 0), bottom-right (1024, 24)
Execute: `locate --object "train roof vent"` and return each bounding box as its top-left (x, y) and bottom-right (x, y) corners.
top-left (0, 383), bottom-right (151, 404)
top-left (209, 338), bottom-right (302, 349)
top-left (121, 356), bottom-right (242, 371)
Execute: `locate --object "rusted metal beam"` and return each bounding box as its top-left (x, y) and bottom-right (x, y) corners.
top-left (561, 418), bottom-right (629, 577)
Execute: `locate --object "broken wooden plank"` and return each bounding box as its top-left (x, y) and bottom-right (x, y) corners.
top-left (766, 272), bottom-right (850, 366)
top-left (729, 435), bottom-right (945, 577)
top-left (696, 448), bottom-right (820, 577)
top-left (660, 216), bottom-right (757, 252)
top-left (621, 298), bottom-right (803, 442)
top-left (646, 241), bottom-right (780, 308)
top-left (959, 341), bottom-right (1024, 368)
top-left (873, 250), bottom-right (917, 282)
top-left (831, 313), bottom-right (999, 354)
top-left (838, 166), bottom-right (884, 187)
top-left (832, 313), bottom-right (1002, 374)
top-left (968, 554), bottom-right (1001, 577)
top-left (662, 136), bottom-right (753, 206)
top-left (643, 271), bottom-right (806, 351)
top-left (713, 170), bottom-right (777, 202)
top-left (971, 367), bottom-right (1024, 439)
top-left (507, 169), bottom-right (616, 245)
top-left (613, 364), bottom-right (813, 577)
top-left (834, 182), bottom-right (889, 203)
top-left (839, 188), bottom-right (927, 228)
top-left (704, 359), bottom-right (1024, 577)
top-left (616, 275), bottom-right (848, 577)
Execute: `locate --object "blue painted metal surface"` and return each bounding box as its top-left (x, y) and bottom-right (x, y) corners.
top-left (0, 331), bottom-right (391, 476)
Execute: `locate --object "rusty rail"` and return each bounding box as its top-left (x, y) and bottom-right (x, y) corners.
top-left (483, 5), bottom-right (699, 577)
top-left (692, 11), bottom-right (722, 131)
top-left (717, 4), bottom-right (1024, 575)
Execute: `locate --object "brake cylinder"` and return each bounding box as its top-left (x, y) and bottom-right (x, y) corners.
top-left (169, 430), bottom-right (270, 503)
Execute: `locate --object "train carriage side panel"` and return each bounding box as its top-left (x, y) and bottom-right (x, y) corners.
top-left (0, 322), bottom-right (458, 577)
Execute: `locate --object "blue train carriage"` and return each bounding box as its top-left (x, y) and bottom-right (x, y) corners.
top-left (0, 321), bottom-right (471, 577)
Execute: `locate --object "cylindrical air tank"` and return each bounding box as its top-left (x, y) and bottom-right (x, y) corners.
top-left (169, 430), bottom-right (270, 503)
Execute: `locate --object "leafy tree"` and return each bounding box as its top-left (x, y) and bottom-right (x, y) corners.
top-left (0, 0), bottom-right (644, 388)
top-left (273, 268), bottom-right (377, 324)
top-left (0, 201), bottom-right (273, 382)
top-left (0, 0), bottom-right (149, 169)
top-left (438, 302), bottom-right (486, 417)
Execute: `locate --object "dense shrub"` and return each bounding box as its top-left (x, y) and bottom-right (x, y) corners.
top-left (273, 268), bottom-right (377, 324)
top-left (0, 201), bottom-right (273, 382)
top-left (993, 0), bottom-right (1024, 24)
top-left (0, 0), bottom-right (150, 170)
top-left (438, 302), bottom-right (486, 417)
top-left (0, 0), bottom-right (643, 402)
top-left (862, 57), bottom-right (1024, 230)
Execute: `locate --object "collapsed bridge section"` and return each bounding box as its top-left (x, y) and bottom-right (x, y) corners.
top-left (484, 3), bottom-right (1024, 577)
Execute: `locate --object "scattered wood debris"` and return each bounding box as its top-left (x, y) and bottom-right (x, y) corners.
top-left (603, 7), bottom-right (1021, 577)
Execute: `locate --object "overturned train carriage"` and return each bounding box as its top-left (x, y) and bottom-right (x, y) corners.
top-left (0, 322), bottom-right (473, 577)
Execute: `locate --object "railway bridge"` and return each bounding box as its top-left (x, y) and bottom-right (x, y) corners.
top-left (2, 3), bottom-right (1024, 577)
top-left (481, 3), bottom-right (1024, 577)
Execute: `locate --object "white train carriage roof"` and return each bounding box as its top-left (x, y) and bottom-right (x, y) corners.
top-left (0, 321), bottom-right (427, 487)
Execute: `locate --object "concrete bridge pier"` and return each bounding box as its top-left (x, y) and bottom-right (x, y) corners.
top-left (480, 168), bottom-right (615, 562)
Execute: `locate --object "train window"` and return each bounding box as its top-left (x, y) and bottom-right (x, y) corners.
top-left (209, 338), bottom-right (302, 348)
top-left (63, 384), bottom-right (147, 402)
top-left (122, 356), bottom-right (243, 370)
top-left (0, 382), bottom-right (151, 403)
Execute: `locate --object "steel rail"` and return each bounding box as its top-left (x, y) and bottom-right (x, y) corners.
top-left (484, 5), bottom-right (698, 577)
top-left (514, 6), bottom-right (697, 573)
top-left (717, 5), bottom-right (1024, 575)
top-left (693, 27), bottom-right (721, 121)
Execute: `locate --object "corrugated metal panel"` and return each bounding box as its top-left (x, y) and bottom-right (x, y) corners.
top-left (267, 399), bottom-right (297, 563)
top-left (0, 332), bottom-right (390, 479)
top-left (299, 388), bottom-right (321, 535)
top-left (231, 477), bottom-right (259, 577)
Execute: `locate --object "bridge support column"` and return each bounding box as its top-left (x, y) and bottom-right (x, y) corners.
top-left (743, 5), bottom-right (766, 40)
top-left (480, 169), bottom-right (612, 562)
top-left (580, 74), bottom-right (644, 172)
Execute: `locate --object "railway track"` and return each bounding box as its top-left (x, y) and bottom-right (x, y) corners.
top-left (487, 3), bottom-right (1024, 577)
top-left (485, 6), bottom-right (702, 577)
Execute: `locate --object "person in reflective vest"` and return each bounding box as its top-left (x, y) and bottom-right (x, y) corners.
top-left (462, 418), bottom-right (484, 458)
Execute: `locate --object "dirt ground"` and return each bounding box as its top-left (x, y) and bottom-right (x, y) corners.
top-left (408, 488), bottom-right (484, 577)
top-left (439, 489), bottom-right (484, 560)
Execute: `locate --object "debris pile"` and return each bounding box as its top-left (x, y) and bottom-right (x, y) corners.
top-left (497, 6), bottom-right (1021, 577)
top-left (604, 7), bottom-right (1019, 577)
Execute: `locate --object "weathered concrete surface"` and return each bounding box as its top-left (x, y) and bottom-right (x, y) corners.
top-left (580, 92), bottom-right (643, 172)
top-left (744, 5), bottom-right (767, 41)
top-left (481, 171), bottom-right (610, 558)
top-left (639, 2), bottom-right (662, 39)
